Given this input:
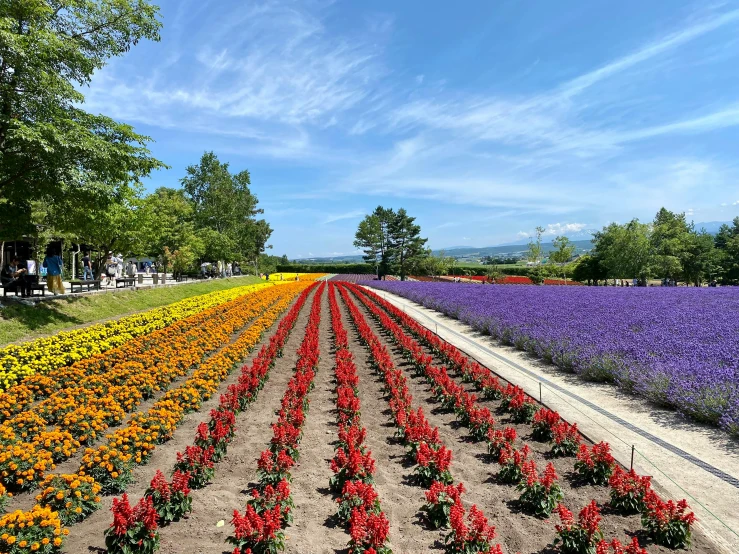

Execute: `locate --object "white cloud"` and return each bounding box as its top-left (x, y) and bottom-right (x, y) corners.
top-left (733, 200), bottom-right (739, 206)
top-left (323, 210), bottom-right (366, 224)
top-left (542, 222), bottom-right (589, 236)
top-left (85, 1), bottom-right (387, 139)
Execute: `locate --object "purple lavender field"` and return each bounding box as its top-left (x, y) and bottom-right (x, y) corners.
top-left (368, 281), bottom-right (739, 436)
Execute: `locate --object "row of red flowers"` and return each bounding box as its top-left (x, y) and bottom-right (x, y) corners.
top-left (104, 284), bottom-right (316, 554)
top-left (228, 283), bottom-right (325, 554)
top-left (351, 284), bottom-right (696, 551)
top-left (439, 275), bottom-right (583, 285)
top-left (327, 283), bottom-right (392, 554)
top-left (336, 284), bottom-right (502, 554)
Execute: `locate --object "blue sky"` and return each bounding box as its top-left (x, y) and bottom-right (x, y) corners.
top-left (85, 0), bottom-right (739, 258)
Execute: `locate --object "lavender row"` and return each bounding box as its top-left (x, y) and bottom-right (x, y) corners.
top-left (366, 282), bottom-right (739, 436)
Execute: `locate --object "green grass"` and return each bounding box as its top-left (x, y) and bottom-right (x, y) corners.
top-left (0, 276), bottom-right (263, 346)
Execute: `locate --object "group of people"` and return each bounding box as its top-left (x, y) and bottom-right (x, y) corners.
top-left (200, 261), bottom-right (241, 279)
top-left (1, 248), bottom-right (65, 297)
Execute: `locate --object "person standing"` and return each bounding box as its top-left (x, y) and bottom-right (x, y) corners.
top-left (104, 252), bottom-right (117, 286)
top-left (42, 248), bottom-right (64, 295)
top-left (82, 252), bottom-right (93, 281)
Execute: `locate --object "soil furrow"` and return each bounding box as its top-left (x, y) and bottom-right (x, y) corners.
top-left (285, 289), bottom-right (348, 554)
top-left (61, 290), bottom-right (310, 554)
top-left (336, 287), bottom-right (446, 553)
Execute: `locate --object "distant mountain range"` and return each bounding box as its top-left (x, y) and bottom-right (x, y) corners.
top-left (293, 221), bottom-right (730, 263)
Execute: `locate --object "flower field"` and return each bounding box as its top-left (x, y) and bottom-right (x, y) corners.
top-left (367, 282), bottom-right (739, 436)
top-left (0, 279), bottom-right (720, 553)
top-left (328, 274), bottom-right (378, 282)
top-left (264, 273), bottom-right (328, 281)
top-left (0, 283), bottom-right (274, 391)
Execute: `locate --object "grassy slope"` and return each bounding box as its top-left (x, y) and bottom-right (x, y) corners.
top-left (0, 276), bottom-right (263, 346)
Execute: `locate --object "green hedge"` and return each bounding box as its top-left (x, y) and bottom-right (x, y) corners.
top-left (276, 263), bottom-right (376, 274)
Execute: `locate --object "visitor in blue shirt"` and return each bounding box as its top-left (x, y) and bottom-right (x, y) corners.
top-left (43, 248), bottom-right (65, 295)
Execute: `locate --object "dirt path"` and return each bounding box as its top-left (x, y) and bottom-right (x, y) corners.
top-left (285, 289), bottom-right (348, 554)
top-left (366, 287), bottom-right (738, 554)
top-left (62, 289), bottom-right (310, 554)
top-left (336, 288), bottom-right (446, 553)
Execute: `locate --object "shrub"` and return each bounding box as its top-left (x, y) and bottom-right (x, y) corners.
top-left (574, 443), bottom-right (616, 486)
top-left (554, 501), bottom-right (604, 554)
top-left (608, 467), bottom-right (652, 515)
top-left (422, 481), bottom-right (465, 529)
top-left (641, 490), bottom-right (696, 549)
top-left (145, 470), bottom-right (193, 525)
top-left (550, 421), bottom-right (581, 457)
top-left (444, 500), bottom-right (502, 554)
top-left (35, 474), bottom-right (101, 525)
top-left (105, 494), bottom-right (159, 554)
top-left (516, 461), bottom-right (563, 518)
top-left (414, 442), bottom-right (453, 487)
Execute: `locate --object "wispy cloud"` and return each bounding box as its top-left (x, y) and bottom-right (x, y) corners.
top-left (323, 209), bottom-right (366, 224)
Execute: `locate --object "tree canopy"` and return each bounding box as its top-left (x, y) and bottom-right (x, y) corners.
top-left (0, 0), bottom-right (166, 234)
top-left (354, 206), bottom-right (428, 279)
top-left (576, 208), bottom-right (739, 285)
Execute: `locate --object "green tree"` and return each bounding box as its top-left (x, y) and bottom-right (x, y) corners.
top-left (526, 226), bottom-right (545, 264)
top-left (715, 217), bottom-right (739, 284)
top-left (354, 206), bottom-right (394, 277)
top-left (680, 230), bottom-right (717, 286)
top-left (139, 187), bottom-right (203, 275)
top-left (388, 208), bottom-right (428, 279)
top-left (0, 0), bottom-right (165, 232)
top-left (549, 235), bottom-right (576, 282)
top-left (181, 152), bottom-right (269, 265)
top-left (650, 208), bottom-right (691, 282)
top-left (571, 254), bottom-right (607, 285)
top-left (593, 220), bottom-right (652, 284)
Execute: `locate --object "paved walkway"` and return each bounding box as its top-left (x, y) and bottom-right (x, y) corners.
top-left (5, 274), bottom-right (253, 303)
top-left (366, 287), bottom-right (739, 554)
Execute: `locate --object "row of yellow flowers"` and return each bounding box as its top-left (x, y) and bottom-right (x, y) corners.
top-left (0, 283), bottom-right (269, 424)
top-left (0, 283), bottom-right (308, 552)
top-left (0, 282), bottom-right (273, 391)
top-left (0, 284), bottom-right (286, 495)
top-left (263, 272), bottom-right (327, 282)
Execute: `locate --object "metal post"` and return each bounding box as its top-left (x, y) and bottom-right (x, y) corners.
top-left (539, 382), bottom-right (542, 403)
top-left (630, 445), bottom-right (635, 471)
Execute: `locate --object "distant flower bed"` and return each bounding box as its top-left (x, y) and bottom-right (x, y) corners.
top-left (329, 274), bottom-right (378, 283)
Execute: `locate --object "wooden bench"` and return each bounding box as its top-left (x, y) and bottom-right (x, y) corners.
top-left (30, 283), bottom-right (45, 296)
top-left (115, 277), bottom-right (136, 289)
top-left (70, 280), bottom-right (101, 293)
top-left (2, 279), bottom-right (45, 297)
